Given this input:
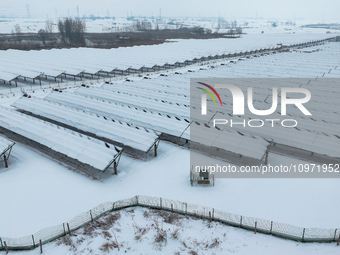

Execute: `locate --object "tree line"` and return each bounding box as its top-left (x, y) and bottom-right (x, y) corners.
top-left (58, 18), bottom-right (86, 45)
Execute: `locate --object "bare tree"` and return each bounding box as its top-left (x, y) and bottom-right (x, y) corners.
top-left (58, 20), bottom-right (66, 43)
top-left (58, 18), bottom-right (86, 45)
top-left (14, 24), bottom-right (22, 44)
top-left (45, 19), bottom-right (54, 33)
top-left (38, 29), bottom-right (47, 45)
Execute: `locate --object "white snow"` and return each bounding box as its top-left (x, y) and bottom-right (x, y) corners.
top-left (0, 22), bottom-right (339, 254)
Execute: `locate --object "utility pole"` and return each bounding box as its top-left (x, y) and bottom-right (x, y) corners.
top-left (26, 4), bottom-right (31, 19)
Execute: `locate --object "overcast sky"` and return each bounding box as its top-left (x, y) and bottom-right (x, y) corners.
top-left (1, 0), bottom-right (339, 21)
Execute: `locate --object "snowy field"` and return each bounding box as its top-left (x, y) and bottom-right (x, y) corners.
top-left (1, 17), bottom-right (339, 34)
top-left (0, 24), bottom-right (339, 254)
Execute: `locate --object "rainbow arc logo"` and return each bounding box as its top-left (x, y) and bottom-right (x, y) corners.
top-left (196, 82), bottom-right (223, 106)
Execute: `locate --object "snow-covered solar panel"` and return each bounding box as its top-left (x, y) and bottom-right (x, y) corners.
top-left (0, 34), bottom-right (332, 81)
top-left (0, 106), bottom-right (122, 172)
top-left (44, 92), bottom-right (191, 139)
top-left (100, 83), bottom-right (190, 105)
top-left (74, 87), bottom-right (190, 118)
top-left (12, 96), bottom-right (160, 153)
top-left (188, 122), bottom-right (269, 160)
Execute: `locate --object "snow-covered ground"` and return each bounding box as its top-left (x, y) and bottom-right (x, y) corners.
top-left (0, 133), bottom-right (339, 238)
top-left (0, 23), bottom-right (339, 254)
top-left (7, 207), bottom-right (340, 255)
top-left (1, 17), bottom-right (338, 34)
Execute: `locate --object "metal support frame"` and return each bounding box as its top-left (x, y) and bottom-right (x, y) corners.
top-left (1, 142), bottom-right (15, 168)
top-left (102, 147), bottom-right (123, 174)
top-left (145, 137), bottom-right (161, 157)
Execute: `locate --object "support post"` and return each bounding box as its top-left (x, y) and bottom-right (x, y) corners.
top-left (154, 143), bottom-right (157, 157)
top-left (4, 155), bottom-right (8, 168)
top-left (270, 221), bottom-right (273, 235)
top-left (171, 204), bottom-right (173, 212)
top-left (255, 221), bottom-right (257, 234)
top-left (185, 203), bottom-right (187, 215)
top-left (32, 235), bottom-right (35, 248)
top-left (337, 234), bottom-right (340, 246)
top-left (40, 239), bottom-right (42, 254)
top-left (302, 228), bottom-right (305, 242)
top-left (240, 216), bottom-right (243, 227)
top-left (4, 241), bottom-right (8, 254)
top-left (67, 223), bottom-right (71, 235)
top-left (334, 229), bottom-right (337, 242)
top-left (160, 198), bottom-right (162, 209)
top-left (114, 162), bottom-right (117, 175)
top-left (63, 223), bottom-right (66, 235)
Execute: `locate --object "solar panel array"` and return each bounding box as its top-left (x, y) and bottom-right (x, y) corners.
top-left (3, 38), bottom-right (338, 167)
top-left (0, 106), bottom-right (122, 172)
top-left (0, 35), bottom-right (332, 83)
top-left (142, 42), bottom-right (340, 159)
top-left (12, 96), bottom-right (160, 154)
top-left (45, 80), bottom-right (270, 161)
top-left (44, 91), bottom-right (191, 139)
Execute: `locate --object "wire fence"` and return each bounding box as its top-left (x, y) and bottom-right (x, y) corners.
top-left (0, 195), bottom-right (338, 252)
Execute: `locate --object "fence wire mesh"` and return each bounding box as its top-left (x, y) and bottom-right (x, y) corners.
top-left (0, 195), bottom-right (338, 251)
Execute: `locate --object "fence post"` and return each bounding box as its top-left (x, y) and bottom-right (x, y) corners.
top-left (302, 228), bottom-right (305, 242)
top-left (337, 234), bottom-right (340, 246)
top-left (212, 208), bottom-right (214, 220)
top-left (4, 241), bottom-right (8, 254)
top-left (240, 216), bottom-right (243, 228)
top-left (0, 237), bottom-right (3, 250)
top-left (136, 195), bottom-right (139, 205)
top-left (63, 223), bottom-right (66, 235)
top-left (32, 235), bottom-right (35, 248)
top-left (160, 198), bottom-right (162, 209)
top-left (67, 223), bottom-right (71, 235)
top-left (39, 239), bottom-right (42, 254)
top-left (255, 222), bottom-right (257, 234)
top-left (112, 202), bottom-right (115, 211)
top-left (171, 204), bottom-right (173, 212)
top-left (209, 211), bottom-right (211, 220)
top-left (90, 210), bottom-right (93, 222)
top-left (185, 203), bottom-right (187, 215)
top-left (270, 221), bottom-right (273, 235)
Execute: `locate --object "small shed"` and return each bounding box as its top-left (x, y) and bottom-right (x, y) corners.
top-left (190, 166), bottom-right (215, 187)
